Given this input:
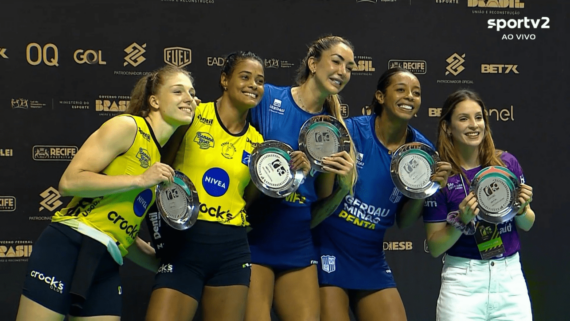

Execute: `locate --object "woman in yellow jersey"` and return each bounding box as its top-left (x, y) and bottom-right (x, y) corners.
top-left (144, 51), bottom-right (310, 321)
top-left (16, 65), bottom-right (199, 321)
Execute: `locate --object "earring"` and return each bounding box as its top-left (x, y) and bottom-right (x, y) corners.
top-left (223, 86), bottom-right (227, 91)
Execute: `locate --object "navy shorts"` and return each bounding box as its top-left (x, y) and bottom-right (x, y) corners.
top-left (248, 206), bottom-right (317, 271)
top-left (22, 223), bottom-right (122, 316)
top-left (153, 220), bottom-right (251, 301)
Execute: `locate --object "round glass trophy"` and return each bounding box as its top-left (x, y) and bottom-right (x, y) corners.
top-left (390, 142), bottom-right (440, 199)
top-left (249, 140), bottom-right (305, 198)
top-left (298, 115), bottom-right (351, 172)
top-left (470, 166), bottom-right (521, 224)
top-left (155, 170), bottom-right (200, 230)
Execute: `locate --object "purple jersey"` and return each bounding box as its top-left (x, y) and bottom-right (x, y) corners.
top-left (423, 152), bottom-right (526, 259)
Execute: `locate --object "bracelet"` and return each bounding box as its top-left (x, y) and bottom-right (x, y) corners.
top-left (446, 210), bottom-right (476, 235)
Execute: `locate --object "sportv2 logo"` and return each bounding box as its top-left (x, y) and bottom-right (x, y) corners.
top-left (488, 17), bottom-right (550, 41)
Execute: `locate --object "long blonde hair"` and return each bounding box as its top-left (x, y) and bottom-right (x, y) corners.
top-left (295, 35), bottom-right (358, 193)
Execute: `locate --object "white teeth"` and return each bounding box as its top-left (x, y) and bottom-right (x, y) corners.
top-left (399, 105), bottom-right (413, 110)
top-left (244, 93), bottom-right (256, 98)
top-left (180, 107), bottom-right (192, 113)
top-left (466, 132), bottom-right (479, 137)
top-left (331, 79), bottom-right (341, 85)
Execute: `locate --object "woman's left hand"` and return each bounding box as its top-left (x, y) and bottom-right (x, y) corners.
top-left (517, 183), bottom-right (533, 214)
top-left (290, 151), bottom-right (311, 177)
top-left (431, 161), bottom-right (452, 188)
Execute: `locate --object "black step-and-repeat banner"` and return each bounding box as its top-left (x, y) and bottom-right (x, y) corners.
top-left (1, 0), bottom-right (567, 320)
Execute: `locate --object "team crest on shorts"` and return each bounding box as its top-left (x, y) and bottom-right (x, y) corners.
top-left (321, 255), bottom-right (336, 273)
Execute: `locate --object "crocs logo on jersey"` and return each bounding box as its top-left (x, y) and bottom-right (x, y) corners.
top-left (108, 211), bottom-right (140, 240)
top-left (158, 263), bottom-right (173, 273)
top-left (133, 189), bottom-right (153, 217)
top-left (194, 132), bottom-right (215, 149)
top-left (199, 203), bottom-right (235, 222)
top-left (136, 148), bottom-right (151, 168)
top-left (203, 168), bottom-right (229, 197)
top-left (30, 270), bottom-right (64, 293)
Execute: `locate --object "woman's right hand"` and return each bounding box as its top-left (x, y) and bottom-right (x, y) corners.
top-left (137, 162), bottom-right (175, 189)
top-left (458, 191), bottom-right (479, 225)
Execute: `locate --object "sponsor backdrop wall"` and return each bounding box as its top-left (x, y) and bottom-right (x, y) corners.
top-left (1, 0), bottom-right (567, 320)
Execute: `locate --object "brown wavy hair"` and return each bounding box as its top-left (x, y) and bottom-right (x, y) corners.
top-left (295, 35), bottom-right (358, 192)
top-left (436, 89), bottom-right (504, 178)
top-left (125, 65), bottom-right (193, 117)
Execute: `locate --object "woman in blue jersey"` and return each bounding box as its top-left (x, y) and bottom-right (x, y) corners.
top-left (311, 67), bottom-right (452, 321)
top-left (423, 89), bottom-right (534, 321)
top-left (16, 65), bottom-right (198, 321)
top-left (145, 51), bottom-right (304, 321)
top-left (245, 35), bottom-right (358, 321)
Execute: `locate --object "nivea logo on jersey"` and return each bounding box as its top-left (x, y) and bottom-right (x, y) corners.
top-left (197, 114), bottom-right (213, 125)
top-left (138, 128), bottom-right (151, 141)
top-left (133, 189), bottom-right (153, 217)
top-left (389, 187), bottom-right (402, 204)
top-left (203, 168), bottom-right (229, 197)
top-left (194, 132), bottom-right (215, 149)
top-left (356, 152), bottom-right (365, 168)
top-left (269, 99), bottom-right (285, 115)
top-left (108, 211), bottom-right (140, 240)
top-left (242, 150), bottom-right (251, 166)
top-left (136, 148), bottom-right (151, 168)
top-left (30, 270), bottom-right (64, 293)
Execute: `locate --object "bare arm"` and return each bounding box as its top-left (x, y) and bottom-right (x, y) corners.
top-left (58, 116), bottom-right (175, 198)
top-left (310, 173), bottom-right (350, 229)
top-left (125, 236), bottom-right (159, 273)
top-left (514, 184), bottom-right (535, 231)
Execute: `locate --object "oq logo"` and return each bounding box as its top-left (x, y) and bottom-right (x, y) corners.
top-left (26, 43), bottom-right (59, 67)
top-left (39, 187), bottom-right (62, 212)
top-left (0, 47), bottom-right (7, 59)
top-left (0, 196), bottom-right (16, 212)
top-left (468, 0), bottom-right (524, 8)
top-left (74, 49), bottom-right (106, 65)
top-left (164, 47), bottom-right (191, 68)
top-left (124, 43), bottom-right (146, 67)
top-left (446, 53), bottom-right (465, 76)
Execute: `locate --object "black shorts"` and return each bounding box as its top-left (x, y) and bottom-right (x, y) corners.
top-left (22, 223), bottom-right (122, 316)
top-left (153, 220), bottom-right (251, 301)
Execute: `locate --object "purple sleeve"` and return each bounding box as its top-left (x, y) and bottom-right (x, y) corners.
top-left (501, 152), bottom-right (525, 184)
top-left (423, 189), bottom-right (449, 223)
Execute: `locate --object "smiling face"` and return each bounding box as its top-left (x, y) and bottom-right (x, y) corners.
top-left (221, 58), bottom-right (265, 110)
top-left (375, 71), bottom-right (421, 121)
top-left (448, 99), bottom-right (486, 149)
top-left (151, 72), bottom-right (199, 127)
top-left (309, 43), bottom-right (355, 95)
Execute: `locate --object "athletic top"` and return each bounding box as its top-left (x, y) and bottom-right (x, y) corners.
top-left (173, 102), bottom-right (264, 227)
top-left (423, 152), bottom-right (525, 259)
top-left (52, 115), bottom-right (160, 257)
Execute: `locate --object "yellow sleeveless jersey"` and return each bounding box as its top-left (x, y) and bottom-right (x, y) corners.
top-left (52, 115), bottom-right (161, 256)
top-left (173, 102), bottom-right (264, 227)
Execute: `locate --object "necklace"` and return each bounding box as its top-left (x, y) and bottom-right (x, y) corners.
top-left (296, 87), bottom-right (323, 114)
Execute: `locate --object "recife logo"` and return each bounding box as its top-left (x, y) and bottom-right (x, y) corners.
top-left (203, 168), bottom-right (229, 197)
top-left (133, 189), bottom-right (153, 217)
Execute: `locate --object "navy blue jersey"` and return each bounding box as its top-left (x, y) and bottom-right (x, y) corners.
top-left (314, 115), bottom-right (434, 289)
top-left (248, 84), bottom-right (327, 269)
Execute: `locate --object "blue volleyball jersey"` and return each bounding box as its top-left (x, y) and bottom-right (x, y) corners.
top-left (423, 152), bottom-right (525, 260)
top-left (248, 84), bottom-right (326, 208)
top-left (313, 115), bottom-right (434, 289)
top-left (248, 84), bottom-right (327, 269)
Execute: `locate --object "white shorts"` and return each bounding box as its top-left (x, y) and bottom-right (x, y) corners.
top-left (436, 252), bottom-right (532, 321)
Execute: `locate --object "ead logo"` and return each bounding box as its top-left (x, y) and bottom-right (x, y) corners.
top-left (207, 57), bottom-right (225, 67)
top-left (468, 0), bottom-right (524, 8)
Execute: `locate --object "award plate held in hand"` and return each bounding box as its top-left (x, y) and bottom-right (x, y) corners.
top-left (298, 115), bottom-right (351, 172)
top-left (470, 166), bottom-right (521, 224)
top-left (390, 142), bottom-right (440, 199)
top-left (155, 171), bottom-right (200, 230)
top-left (249, 140), bottom-right (304, 198)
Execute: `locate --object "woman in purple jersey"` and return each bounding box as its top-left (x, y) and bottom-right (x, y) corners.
top-left (311, 67), bottom-right (451, 321)
top-left (424, 89), bottom-right (535, 321)
top-left (244, 35), bottom-right (358, 321)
